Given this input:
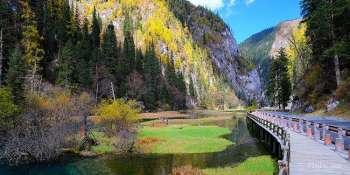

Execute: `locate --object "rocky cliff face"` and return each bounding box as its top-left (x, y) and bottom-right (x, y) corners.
top-left (239, 19), bottom-right (302, 102)
top-left (167, 0), bottom-right (261, 102)
top-left (76, 0), bottom-right (259, 107)
top-left (270, 19), bottom-right (301, 57)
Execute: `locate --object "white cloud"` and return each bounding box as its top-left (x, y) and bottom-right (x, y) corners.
top-left (187, 0), bottom-right (224, 10)
top-left (245, 0), bottom-right (255, 5)
top-left (228, 0), bottom-right (237, 7)
top-left (187, 0), bottom-right (238, 10)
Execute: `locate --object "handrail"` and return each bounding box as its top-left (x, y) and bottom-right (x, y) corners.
top-left (260, 112), bottom-right (350, 137)
top-left (247, 112), bottom-right (290, 175)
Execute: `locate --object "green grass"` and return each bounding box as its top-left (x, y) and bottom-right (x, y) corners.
top-left (89, 131), bottom-right (116, 154)
top-left (202, 156), bottom-right (277, 175)
top-left (138, 125), bottom-right (233, 154)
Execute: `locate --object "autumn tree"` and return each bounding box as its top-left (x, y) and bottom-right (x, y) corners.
top-left (95, 99), bottom-right (140, 135)
top-left (286, 24), bottom-right (311, 90)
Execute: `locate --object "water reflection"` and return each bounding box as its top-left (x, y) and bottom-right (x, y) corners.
top-left (0, 112), bottom-right (268, 175)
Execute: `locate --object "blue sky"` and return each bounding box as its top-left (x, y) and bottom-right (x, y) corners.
top-left (187, 0), bottom-right (301, 43)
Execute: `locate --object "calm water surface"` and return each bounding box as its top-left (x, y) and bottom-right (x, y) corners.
top-left (0, 112), bottom-right (269, 175)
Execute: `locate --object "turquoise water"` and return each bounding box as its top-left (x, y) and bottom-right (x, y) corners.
top-left (0, 113), bottom-right (269, 175)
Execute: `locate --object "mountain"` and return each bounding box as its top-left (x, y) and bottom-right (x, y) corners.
top-left (75, 0), bottom-right (258, 107)
top-left (239, 19), bottom-right (302, 93)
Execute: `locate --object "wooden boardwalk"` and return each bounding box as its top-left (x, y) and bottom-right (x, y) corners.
top-left (289, 131), bottom-right (350, 175)
top-left (248, 111), bottom-right (350, 175)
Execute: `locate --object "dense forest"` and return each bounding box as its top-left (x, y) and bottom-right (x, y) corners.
top-left (0, 0), bottom-right (242, 165)
top-left (0, 0), bottom-right (190, 111)
top-left (241, 0), bottom-right (350, 112)
top-left (298, 0), bottom-right (350, 109)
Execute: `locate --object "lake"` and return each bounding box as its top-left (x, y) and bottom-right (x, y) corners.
top-left (0, 112), bottom-right (270, 175)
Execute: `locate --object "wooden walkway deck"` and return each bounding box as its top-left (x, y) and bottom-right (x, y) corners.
top-left (289, 131), bottom-right (350, 175)
top-left (248, 111), bottom-right (350, 175)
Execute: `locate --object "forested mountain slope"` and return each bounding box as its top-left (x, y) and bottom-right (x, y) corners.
top-left (77, 0), bottom-right (264, 107)
top-left (0, 0), bottom-right (261, 110)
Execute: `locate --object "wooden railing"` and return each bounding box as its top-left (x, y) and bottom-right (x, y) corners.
top-left (258, 111), bottom-right (350, 138)
top-left (247, 112), bottom-right (290, 175)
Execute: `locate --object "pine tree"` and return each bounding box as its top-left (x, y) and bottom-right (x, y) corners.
top-left (91, 7), bottom-right (101, 48)
top-left (123, 30), bottom-right (135, 73)
top-left (56, 40), bottom-right (74, 87)
top-left (76, 18), bottom-right (93, 87)
top-left (267, 48), bottom-right (291, 109)
top-left (278, 48), bottom-right (291, 109)
top-left (135, 48), bottom-right (144, 74)
top-left (20, 0), bottom-right (44, 90)
top-left (143, 44), bottom-right (161, 110)
top-left (101, 23), bottom-right (118, 76)
top-left (6, 47), bottom-right (26, 104)
top-left (301, 0), bottom-right (350, 95)
top-left (0, 1), bottom-right (17, 86)
top-left (70, 1), bottom-right (81, 42)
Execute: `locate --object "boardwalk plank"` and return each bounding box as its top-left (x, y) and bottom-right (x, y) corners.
top-left (290, 131), bottom-right (350, 175)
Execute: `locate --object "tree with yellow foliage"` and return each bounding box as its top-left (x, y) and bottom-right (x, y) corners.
top-left (286, 24), bottom-right (311, 90)
top-left (95, 99), bottom-right (140, 136)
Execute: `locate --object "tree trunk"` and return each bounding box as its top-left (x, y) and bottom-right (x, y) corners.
top-left (0, 29), bottom-right (3, 87)
top-left (95, 64), bottom-right (99, 102)
top-left (330, 0), bottom-right (341, 86)
top-left (334, 54), bottom-right (341, 86)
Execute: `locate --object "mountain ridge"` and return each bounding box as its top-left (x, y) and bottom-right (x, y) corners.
top-left (239, 19), bottom-right (302, 98)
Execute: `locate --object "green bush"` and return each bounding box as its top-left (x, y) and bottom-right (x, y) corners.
top-left (0, 88), bottom-right (19, 128)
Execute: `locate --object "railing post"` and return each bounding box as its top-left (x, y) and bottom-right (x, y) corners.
top-left (314, 123), bottom-right (320, 141)
top-left (335, 128), bottom-right (345, 152)
top-left (322, 125), bottom-right (328, 141)
top-left (299, 120), bottom-right (303, 133)
top-left (306, 122), bottom-right (313, 138)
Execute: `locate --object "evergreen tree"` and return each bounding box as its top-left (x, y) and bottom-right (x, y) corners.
top-left (123, 29), bottom-right (135, 73)
top-left (301, 0), bottom-right (350, 94)
top-left (279, 49), bottom-right (292, 109)
top-left (56, 40), bottom-right (74, 87)
top-left (135, 48), bottom-right (144, 74)
top-left (20, 0), bottom-right (44, 84)
top-left (164, 58), bottom-right (187, 109)
top-left (0, 1), bottom-right (18, 86)
top-left (6, 47), bottom-right (26, 104)
top-left (267, 48), bottom-right (291, 109)
top-left (143, 44), bottom-right (161, 110)
top-left (76, 18), bottom-right (93, 87)
top-left (91, 7), bottom-right (101, 48)
top-left (101, 23), bottom-right (118, 76)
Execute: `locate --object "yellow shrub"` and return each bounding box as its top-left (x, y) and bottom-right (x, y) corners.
top-left (95, 99), bottom-right (140, 134)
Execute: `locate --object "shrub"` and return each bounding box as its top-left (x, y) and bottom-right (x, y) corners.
top-left (0, 88), bottom-right (19, 128)
top-left (336, 79), bottom-right (350, 101)
top-left (2, 88), bottom-right (93, 165)
top-left (95, 99), bottom-right (140, 136)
